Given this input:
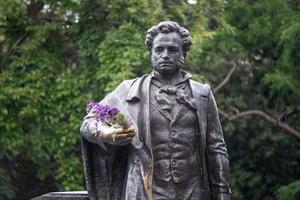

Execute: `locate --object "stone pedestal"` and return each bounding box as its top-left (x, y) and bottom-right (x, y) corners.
top-left (31, 191), bottom-right (89, 200)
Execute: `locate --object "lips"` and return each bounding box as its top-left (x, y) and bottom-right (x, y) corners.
top-left (159, 61), bottom-right (173, 66)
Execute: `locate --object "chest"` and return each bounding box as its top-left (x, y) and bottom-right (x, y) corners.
top-left (149, 82), bottom-right (199, 145)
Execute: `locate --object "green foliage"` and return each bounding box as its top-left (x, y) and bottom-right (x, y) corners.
top-left (276, 180), bottom-right (300, 200)
top-left (0, 168), bottom-right (15, 200)
top-left (112, 113), bottom-right (127, 127)
top-left (263, 14), bottom-right (300, 105)
top-left (98, 23), bottom-right (148, 92)
top-left (195, 1), bottom-right (300, 199)
top-left (0, 0), bottom-right (299, 199)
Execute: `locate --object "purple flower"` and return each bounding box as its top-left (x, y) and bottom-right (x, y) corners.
top-left (87, 100), bottom-right (120, 121)
top-left (86, 100), bottom-right (97, 113)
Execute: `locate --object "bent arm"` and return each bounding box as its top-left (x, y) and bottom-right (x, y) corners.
top-left (80, 107), bottom-right (107, 150)
top-left (206, 91), bottom-right (231, 200)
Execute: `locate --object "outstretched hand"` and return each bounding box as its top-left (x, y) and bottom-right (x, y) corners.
top-left (101, 126), bottom-right (136, 145)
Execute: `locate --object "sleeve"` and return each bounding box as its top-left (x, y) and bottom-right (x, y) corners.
top-left (80, 80), bottom-right (133, 151)
top-left (80, 107), bottom-right (107, 151)
top-left (206, 91), bottom-right (231, 200)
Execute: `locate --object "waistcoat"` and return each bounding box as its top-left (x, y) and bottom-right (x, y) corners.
top-left (150, 80), bottom-right (201, 183)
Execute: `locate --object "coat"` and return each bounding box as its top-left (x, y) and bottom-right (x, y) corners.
top-left (80, 73), bottom-right (231, 200)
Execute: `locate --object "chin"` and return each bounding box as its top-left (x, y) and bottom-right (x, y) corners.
top-left (158, 68), bottom-right (179, 76)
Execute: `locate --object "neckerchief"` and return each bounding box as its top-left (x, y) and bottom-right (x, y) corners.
top-left (151, 71), bottom-right (197, 111)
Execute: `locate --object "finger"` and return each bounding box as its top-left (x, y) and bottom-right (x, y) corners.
top-left (115, 134), bottom-right (133, 140)
top-left (113, 127), bottom-right (125, 134)
top-left (115, 134), bottom-right (135, 139)
top-left (124, 131), bottom-right (136, 137)
top-left (115, 130), bottom-right (136, 137)
top-left (123, 127), bottom-right (136, 133)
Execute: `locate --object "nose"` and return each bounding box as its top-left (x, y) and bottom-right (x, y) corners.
top-left (162, 49), bottom-right (170, 60)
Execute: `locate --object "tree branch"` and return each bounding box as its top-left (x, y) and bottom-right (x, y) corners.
top-left (219, 108), bottom-right (300, 139)
top-left (0, 1), bottom-right (45, 70)
top-left (212, 59), bottom-right (300, 139)
top-left (34, 17), bottom-right (73, 25)
top-left (0, 33), bottom-right (29, 70)
top-left (213, 61), bottom-right (237, 93)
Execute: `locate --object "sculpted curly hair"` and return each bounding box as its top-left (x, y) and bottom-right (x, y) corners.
top-left (145, 21), bottom-right (192, 57)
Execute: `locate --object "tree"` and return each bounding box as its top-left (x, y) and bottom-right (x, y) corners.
top-left (190, 0), bottom-right (300, 199)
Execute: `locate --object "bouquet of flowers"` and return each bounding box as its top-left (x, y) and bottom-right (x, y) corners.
top-left (87, 100), bottom-right (130, 128)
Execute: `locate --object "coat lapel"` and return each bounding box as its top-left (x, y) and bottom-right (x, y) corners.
top-left (125, 74), bottom-right (154, 157)
top-left (189, 80), bottom-right (209, 145)
top-left (126, 74), bottom-right (153, 199)
top-left (189, 80), bottom-right (211, 200)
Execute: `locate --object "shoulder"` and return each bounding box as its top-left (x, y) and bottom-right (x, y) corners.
top-left (189, 79), bottom-right (211, 97)
top-left (115, 78), bottom-right (138, 91)
top-left (114, 74), bottom-right (148, 94)
top-left (103, 75), bottom-right (147, 103)
top-left (106, 78), bottom-right (138, 98)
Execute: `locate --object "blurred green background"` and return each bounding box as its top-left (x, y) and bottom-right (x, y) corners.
top-left (0, 0), bottom-right (299, 199)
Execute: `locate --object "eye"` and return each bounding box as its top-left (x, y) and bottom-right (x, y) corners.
top-left (155, 47), bottom-right (163, 53)
top-left (169, 47), bottom-right (179, 53)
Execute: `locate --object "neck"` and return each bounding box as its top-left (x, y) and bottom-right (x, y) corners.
top-left (154, 69), bottom-right (182, 85)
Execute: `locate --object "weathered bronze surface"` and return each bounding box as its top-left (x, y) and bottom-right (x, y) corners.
top-left (31, 191), bottom-right (89, 200)
top-left (80, 21), bottom-right (231, 200)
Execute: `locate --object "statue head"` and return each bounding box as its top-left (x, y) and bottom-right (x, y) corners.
top-left (145, 21), bottom-right (192, 77)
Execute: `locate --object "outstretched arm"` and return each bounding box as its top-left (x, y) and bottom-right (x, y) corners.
top-left (206, 91), bottom-right (231, 200)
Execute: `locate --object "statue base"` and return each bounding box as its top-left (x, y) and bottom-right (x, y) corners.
top-left (31, 191), bottom-right (89, 200)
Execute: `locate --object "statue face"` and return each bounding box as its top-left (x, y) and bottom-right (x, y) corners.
top-left (151, 32), bottom-right (184, 77)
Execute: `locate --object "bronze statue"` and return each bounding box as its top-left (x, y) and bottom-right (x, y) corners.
top-left (80, 21), bottom-right (231, 200)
